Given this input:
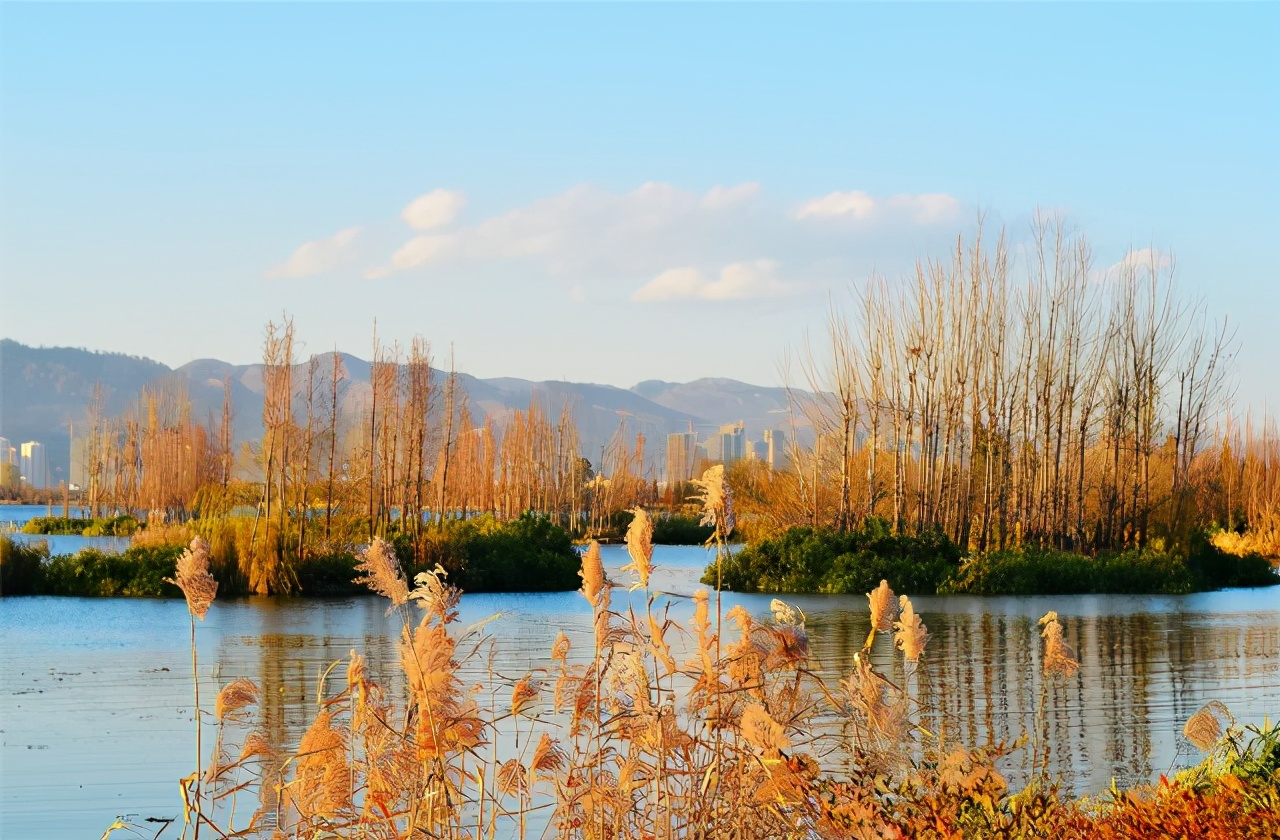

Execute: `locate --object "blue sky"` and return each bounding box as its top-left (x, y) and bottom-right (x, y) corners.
top-left (1, 3), bottom-right (1277, 408)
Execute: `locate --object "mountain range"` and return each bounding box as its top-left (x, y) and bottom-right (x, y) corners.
top-left (0, 339), bottom-right (809, 484)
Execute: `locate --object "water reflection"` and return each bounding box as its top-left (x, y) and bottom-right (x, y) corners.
top-left (1, 546), bottom-right (1277, 838)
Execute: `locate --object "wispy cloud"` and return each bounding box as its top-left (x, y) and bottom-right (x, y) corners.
top-left (290, 181), bottom-right (966, 299)
top-left (633, 259), bottom-right (794, 302)
top-left (265, 226), bottom-right (361, 280)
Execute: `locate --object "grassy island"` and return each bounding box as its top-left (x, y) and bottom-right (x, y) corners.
top-left (706, 521), bottom-right (1278, 596)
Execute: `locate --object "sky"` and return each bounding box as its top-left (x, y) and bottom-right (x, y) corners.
top-left (1, 2), bottom-right (1277, 409)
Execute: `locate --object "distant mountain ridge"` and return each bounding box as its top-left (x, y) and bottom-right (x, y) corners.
top-left (1, 339), bottom-right (808, 485)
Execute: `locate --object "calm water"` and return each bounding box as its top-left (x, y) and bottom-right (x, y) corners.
top-left (1, 544), bottom-right (1277, 837)
top-left (0, 504), bottom-right (133, 555)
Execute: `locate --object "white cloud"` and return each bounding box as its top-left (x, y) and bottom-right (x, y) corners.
top-left (633, 259), bottom-right (792, 302)
top-left (1093, 247), bottom-right (1174, 283)
top-left (796, 190), bottom-right (960, 224)
top-left (797, 190), bottom-right (877, 220)
top-left (265, 226), bottom-right (361, 280)
top-left (702, 182), bottom-right (760, 209)
top-left (887, 193), bottom-right (962, 223)
top-left (357, 181), bottom-right (968, 300)
top-left (402, 189), bottom-right (466, 231)
top-left (391, 233), bottom-right (456, 270)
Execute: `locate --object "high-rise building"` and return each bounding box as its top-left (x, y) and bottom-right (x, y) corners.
top-left (718, 422), bottom-right (746, 466)
top-left (20, 441), bottom-right (46, 488)
top-left (763, 428), bottom-right (788, 471)
top-left (0, 436), bottom-right (12, 465)
top-left (665, 431), bottom-right (698, 484)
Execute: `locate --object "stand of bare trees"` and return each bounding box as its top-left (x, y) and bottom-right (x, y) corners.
top-left (792, 220), bottom-right (1239, 553)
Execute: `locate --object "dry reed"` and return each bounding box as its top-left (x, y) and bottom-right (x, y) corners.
top-left (1039, 611), bottom-right (1080, 679)
top-left (621, 507), bottom-right (654, 590)
top-left (894, 594), bottom-right (930, 662)
top-left (168, 536), bottom-right (217, 621)
top-left (353, 537), bottom-right (409, 608)
top-left (1183, 700), bottom-right (1234, 751)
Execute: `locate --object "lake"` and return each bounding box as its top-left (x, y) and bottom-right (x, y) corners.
top-left (1, 544), bottom-right (1277, 837)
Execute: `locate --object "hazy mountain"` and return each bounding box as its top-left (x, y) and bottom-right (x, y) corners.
top-left (1, 340), bottom-right (806, 485)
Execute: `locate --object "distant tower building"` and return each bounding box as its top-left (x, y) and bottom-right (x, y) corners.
top-left (718, 422), bottom-right (746, 466)
top-left (0, 436), bottom-right (11, 465)
top-left (764, 428), bottom-right (788, 471)
top-left (665, 431), bottom-right (698, 484)
top-left (20, 441), bottom-right (47, 488)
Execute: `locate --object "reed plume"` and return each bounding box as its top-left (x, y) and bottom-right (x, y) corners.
top-left (1038, 611), bottom-right (1079, 679)
top-left (740, 703), bottom-right (791, 753)
top-left (693, 465), bottom-right (735, 537)
top-left (353, 537), bottom-right (409, 608)
top-left (893, 595), bottom-right (929, 662)
top-left (1183, 700), bottom-right (1234, 751)
top-left (579, 540), bottom-right (608, 608)
top-left (512, 676), bottom-right (541, 717)
top-left (214, 678), bottom-right (259, 721)
top-left (864, 579), bottom-right (898, 650)
top-left (621, 507), bottom-right (655, 590)
top-left (169, 536), bottom-right (217, 621)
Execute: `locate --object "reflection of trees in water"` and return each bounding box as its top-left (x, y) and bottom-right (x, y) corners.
top-left (206, 598), bottom-right (1279, 800)
top-left (806, 606), bottom-right (1275, 793)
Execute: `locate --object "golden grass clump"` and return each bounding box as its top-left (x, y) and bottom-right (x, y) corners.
top-left (1183, 700), bottom-right (1234, 751)
top-left (621, 507), bottom-right (655, 590)
top-left (1039, 611), bottom-right (1080, 679)
top-left (168, 536), bottom-right (217, 620)
top-left (214, 678), bottom-right (259, 721)
top-left (894, 595), bottom-right (930, 662)
top-left (353, 537), bottom-right (409, 607)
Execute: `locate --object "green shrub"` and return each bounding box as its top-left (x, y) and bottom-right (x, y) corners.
top-left (411, 514), bottom-right (581, 592)
top-left (40, 545), bottom-right (184, 597)
top-left (22, 514), bottom-right (140, 536)
top-left (941, 546), bottom-right (1198, 595)
top-left (651, 514), bottom-right (714, 546)
top-left (294, 553), bottom-right (363, 596)
top-left (708, 520), bottom-right (962, 595)
top-left (1184, 531), bottom-right (1278, 590)
top-left (0, 536), bottom-right (48, 595)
